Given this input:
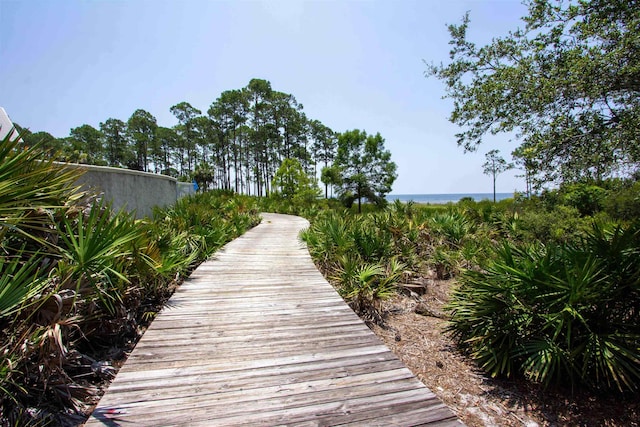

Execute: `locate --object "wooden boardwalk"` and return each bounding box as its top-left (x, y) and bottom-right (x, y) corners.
top-left (86, 213), bottom-right (461, 426)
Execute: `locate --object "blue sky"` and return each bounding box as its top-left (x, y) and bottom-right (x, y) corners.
top-left (1, 0), bottom-right (528, 194)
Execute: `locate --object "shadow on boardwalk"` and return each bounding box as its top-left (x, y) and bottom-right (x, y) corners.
top-left (86, 213), bottom-right (462, 426)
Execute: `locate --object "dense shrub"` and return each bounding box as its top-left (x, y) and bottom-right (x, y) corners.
top-left (429, 211), bottom-right (475, 248)
top-left (516, 205), bottom-right (593, 244)
top-left (301, 208), bottom-right (421, 322)
top-left (561, 183), bottom-right (607, 217)
top-left (447, 221), bottom-right (640, 392)
top-left (604, 181), bottom-right (640, 221)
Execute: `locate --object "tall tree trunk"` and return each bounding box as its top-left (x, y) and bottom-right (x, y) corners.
top-left (493, 174), bottom-right (496, 203)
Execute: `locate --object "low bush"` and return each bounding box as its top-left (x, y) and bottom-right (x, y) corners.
top-left (429, 211), bottom-right (475, 249)
top-left (561, 183), bottom-right (607, 217)
top-left (302, 207), bottom-right (420, 323)
top-left (447, 221), bottom-right (640, 392)
top-left (516, 205), bottom-right (593, 244)
top-left (604, 181), bottom-right (640, 222)
top-left (335, 256), bottom-right (405, 324)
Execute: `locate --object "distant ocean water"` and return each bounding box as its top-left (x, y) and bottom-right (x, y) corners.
top-left (386, 193), bottom-right (513, 204)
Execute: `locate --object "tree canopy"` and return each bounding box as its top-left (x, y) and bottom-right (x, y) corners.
top-left (335, 129), bottom-right (397, 213)
top-left (100, 118), bottom-right (129, 168)
top-left (271, 158), bottom-right (320, 205)
top-left (69, 124), bottom-right (104, 165)
top-left (127, 109), bottom-right (157, 171)
top-left (482, 149), bottom-right (512, 202)
top-left (427, 0), bottom-right (640, 186)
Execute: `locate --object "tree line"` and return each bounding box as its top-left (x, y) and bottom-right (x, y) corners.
top-left (17, 78), bottom-right (395, 204)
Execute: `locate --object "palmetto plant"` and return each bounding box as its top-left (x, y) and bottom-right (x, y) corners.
top-left (56, 202), bottom-right (142, 315)
top-left (335, 256), bottom-right (406, 325)
top-left (0, 131), bottom-right (87, 421)
top-left (491, 211), bottom-right (521, 239)
top-left (0, 132), bottom-right (83, 247)
top-left (447, 221), bottom-right (640, 392)
top-left (430, 211), bottom-right (475, 248)
top-left (387, 214), bottom-right (425, 271)
top-left (430, 246), bottom-right (461, 280)
top-left (303, 206), bottom-right (427, 323)
top-left (0, 253), bottom-right (49, 317)
top-left (350, 217), bottom-right (393, 262)
top-left (300, 211), bottom-right (353, 268)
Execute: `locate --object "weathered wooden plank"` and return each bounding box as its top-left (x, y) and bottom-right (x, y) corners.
top-left (136, 318), bottom-right (360, 335)
top-left (102, 358), bottom-right (408, 400)
top-left (120, 344), bottom-right (394, 371)
top-left (327, 400), bottom-right (460, 427)
top-left (131, 324), bottom-right (368, 344)
top-left (120, 347), bottom-right (394, 373)
top-left (182, 388), bottom-right (443, 427)
top-left (104, 350), bottom-right (403, 391)
top-left (121, 340), bottom-right (388, 367)
top-left (101, 382), bottom-right (430, 426)
top-left (126, 326), bottom-right (374, 347)
top-left (86, 213), bottom-right (462, 426)
top-left (94, 368), bottom-right (419, 411)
